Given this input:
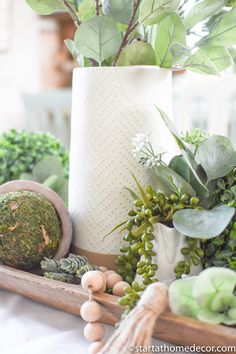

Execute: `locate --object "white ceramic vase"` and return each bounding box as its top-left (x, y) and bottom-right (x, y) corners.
top-left (153, 224), bottom-right (202, 282)
top-left (69, 66), bottom-right (178, 267)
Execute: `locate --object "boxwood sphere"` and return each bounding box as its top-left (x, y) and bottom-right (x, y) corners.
top-left (0, 191), bottom-right (61, 269)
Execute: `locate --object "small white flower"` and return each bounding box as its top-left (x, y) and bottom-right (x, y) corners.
top-left (132, 133), bottom-right (148, 152)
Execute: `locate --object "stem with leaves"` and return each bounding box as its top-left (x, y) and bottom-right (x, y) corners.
top-left (112, 0), bottom-right (141, 66)
top-left (64, 1), bottom-right (81, 27)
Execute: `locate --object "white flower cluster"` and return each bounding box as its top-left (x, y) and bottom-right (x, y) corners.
top-left (132, 133), bottom-right (166, 168)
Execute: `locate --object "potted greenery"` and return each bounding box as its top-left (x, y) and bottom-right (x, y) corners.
top-left (111, 111), bottom-right (236, 310)
top-left (26, 0), bottom-right (236, 268)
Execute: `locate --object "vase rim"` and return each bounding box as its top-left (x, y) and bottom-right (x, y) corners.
top-left (73, 66), bottom-right (171, 73)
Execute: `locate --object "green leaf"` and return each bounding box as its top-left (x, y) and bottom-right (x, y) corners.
top-left (43, 175), bottom-right (59, 189)
top-left (102, 0), bottom-right (133, 24)
top-left (173, 205), bottom-right (235, 239)
top-left (78, 0), bottom-right (96, 21)
top-left (152, 165), bottom-right (196, 197)
top-left (74, 16), bottom-right (122, 63)
top-left (139, 0), bottom-right (181, 25)
top-left (20, 156), bottom-right (69, 203)
top-left (197, 308), bottom-right (225, 324)
top-left (195, 135), bottom-right (236, 181)
top-left (184, 51), bottom-right (220, 75)
top-left (64, 39), bottom-right (79, 60)
top-left (169, 155), bottom-right (209, 197)
top-left (117, 41), bottom-right (156, 66)
top-left (155, 13), bottom-right (186, 68)
top-left (26, 0), bottom-right (78, 14)
top-left (193, 46), bottom-right (232, 72)
top-left (169, 277), bottom-right (199, 318)
top-left (124, 187), bottom-right (140, 201)
top-left (170, 42), bottom-right (191, 64)
top-left (181, 150), bottom-right (209, 197)
top-left (156, 107), bottom-right (209, 195)
top-left (200, 6), bottom-right (236, 47)
top-left (132, 174), bottom-right (151, 208)
top-left (103, 220), bottom-right (128, 239)
top-left (183, 0), bottom-right (226, 31)
top-left (25, 0), bottom-right (62, 14)
top-left (155, 106), bottom-right (188, 151)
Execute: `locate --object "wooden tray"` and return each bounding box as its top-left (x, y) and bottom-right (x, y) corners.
top-left (0, 265), bottom-right (235, 348)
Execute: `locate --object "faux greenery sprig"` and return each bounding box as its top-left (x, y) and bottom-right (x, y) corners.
top-left (26, 0), bottom-right (236, 74)
top-left (112, 109), bottom-right (236, 310)
top-left (107, 174), bottom-right (201, 310)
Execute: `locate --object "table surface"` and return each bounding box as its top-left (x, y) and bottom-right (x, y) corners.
top-left (0, 289), bottom-right (183, 354)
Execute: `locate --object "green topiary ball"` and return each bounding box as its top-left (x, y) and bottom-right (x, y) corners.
top-left (0, 129), bottom-right (69, 184)
top-left (0, 191), bottom-right (61, 269)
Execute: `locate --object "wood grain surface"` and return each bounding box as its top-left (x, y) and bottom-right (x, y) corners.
top-left (0, 265), bottom-right (235, 350)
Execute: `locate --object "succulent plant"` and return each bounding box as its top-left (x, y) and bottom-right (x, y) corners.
top-left (169, 267), bottom-right (236, 326)
top-left (41, 254), bottom-right (99, 284)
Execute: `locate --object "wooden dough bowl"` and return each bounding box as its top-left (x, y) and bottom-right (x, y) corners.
top-left (0, 266), bottom-right (235, 351)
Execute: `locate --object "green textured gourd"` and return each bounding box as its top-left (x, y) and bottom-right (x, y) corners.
top-left (0, 191), bottom-right (61, 269)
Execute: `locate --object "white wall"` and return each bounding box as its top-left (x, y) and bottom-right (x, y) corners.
top-left (0, 0), bottom-right (41, 133)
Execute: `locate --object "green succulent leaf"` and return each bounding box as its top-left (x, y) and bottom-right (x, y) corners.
top-left (197, 308), bottom-right (225, 324)
top-left (173, 205), bottom-right (235, 239)
top-left (184, 51), bottom-right (220, 75)
top-left (200, 6), bottom-right (236, 47)
top-left (155, 13), bottom-right (186, 68)
top-left (195, 135), bottom-right (236, 181)
top-left (117, 42), bottom-right (156, 66)
top-left (102, 0), bottom-right (133, 24)
top-left (74, 16), bottom-right (122, 63)
top-left (169, 277), bottom-right (199, 318)
top-left (183, 0), bottom-right (226, 31)
top-left (192, 46), bottom-right (232, 72)
top-left (169, 268), bottom-right (236, 326)
top-left (139, 0), bottom-right (181, 25)
top-left (152, 165), bottom-right (196, 197)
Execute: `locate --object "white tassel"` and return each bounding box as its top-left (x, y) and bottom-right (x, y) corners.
top-left (99, 283), bottom-right (168, 354)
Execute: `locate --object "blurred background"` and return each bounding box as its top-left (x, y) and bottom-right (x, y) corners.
top-left (0, 0), bottom-right (236, 149)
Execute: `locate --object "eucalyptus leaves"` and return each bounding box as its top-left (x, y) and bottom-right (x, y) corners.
top-left (26, 0), bottom-right (236, 74)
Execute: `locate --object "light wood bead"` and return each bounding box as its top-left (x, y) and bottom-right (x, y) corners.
top-left (104, 270), bottom-right (116, 278)
top-left (84, 322), bottom-right (105, 342)
top-left (98, 266), bottom-right (108, 272)
top-left (80, 300), bottom-right (102, 322)
top-left (106, 273), bottom-right (123, 289)
top-left (97, 272), bottom-right (106, 293)
top-left (88, 341), bottom-right (105, 354)
top-left (112, 281), bottom-right (131, 297)
top-left (81, 271), bottom-right (105, 292)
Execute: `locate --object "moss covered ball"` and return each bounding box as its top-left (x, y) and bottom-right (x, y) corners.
top-left (0, 191), bottom-right (61, 269)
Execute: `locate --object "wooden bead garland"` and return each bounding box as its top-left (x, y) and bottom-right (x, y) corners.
top-left (81, 269), bottom-right (130, 354)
